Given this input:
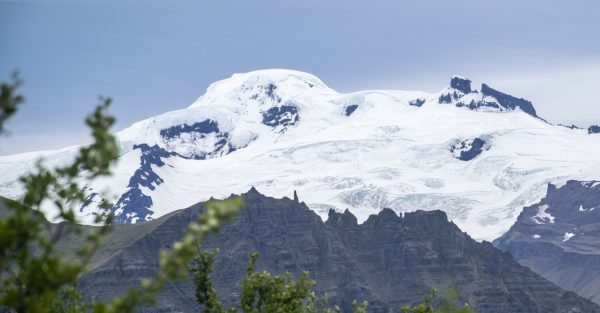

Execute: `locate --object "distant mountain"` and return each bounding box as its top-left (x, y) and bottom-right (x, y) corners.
top-left (494, 180), bottom-right (600, 304)
top-left (1, 69), bottom-right (600, 241)
top-left (47, 190), bottom-right (597, 313)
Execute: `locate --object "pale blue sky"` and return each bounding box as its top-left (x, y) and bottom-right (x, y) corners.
top-left (1, 0), bottom-right (599, 155)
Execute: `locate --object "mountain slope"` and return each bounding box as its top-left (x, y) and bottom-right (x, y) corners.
top-left (1, 69), bottom-right (600, 241)
top-left (73, 190), bottom-right (600, 313)
top-left (494, 180), bottom-right (600, 304)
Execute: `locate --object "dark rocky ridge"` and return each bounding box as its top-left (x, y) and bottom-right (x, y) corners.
top-left (480, 84), bottom-right (537, 117)
top-left (494, 180), bottom-right (600, 304)
top-left (450, 76), bottom-right (472, 94)
top-left (60, 190), bottom-right (599, 313)
top-left (441, 77), bottom-right (538, 118)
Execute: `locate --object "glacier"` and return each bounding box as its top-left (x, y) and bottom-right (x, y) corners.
top-left (1, 69), bottom-right (599, 241)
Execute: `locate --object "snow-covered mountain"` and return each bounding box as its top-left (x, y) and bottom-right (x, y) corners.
top-left (1, 69), bottom-right (599, 241)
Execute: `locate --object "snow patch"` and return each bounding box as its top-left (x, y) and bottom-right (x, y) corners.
top-left (532, 204), bottom-right (555, 224)
top-left (562, 232), bottom-right (575, 242)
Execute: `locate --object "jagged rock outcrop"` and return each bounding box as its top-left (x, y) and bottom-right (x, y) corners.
top-left (68, 191), bottom-right (599, 313)
top-left (450, 76), bottom-right (472, 94)
top-left (494, 180), bottom-right (600, 305)
top-left (440, 76), bottom-right (538, 117)
top-left (480, 83), bottom-right (537, 117)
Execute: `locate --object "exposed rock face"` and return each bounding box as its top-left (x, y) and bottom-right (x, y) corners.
top-left (480, 84), bottom-right (537, 117)
top-left (110, 144), bottom-right (175, 224)
top-left (589, 125), bottom-right (600, 134)
top-left (261, 104), bottom-right (299, 131)
top-left (160, 119), bottom-right (236, 160)
top-left (344, 104), bottom-right (359, 116)
top-left (450, 76), bottom-right (472, 94)
top-left (440, 76), bottom-right (538, 118)
top-left (450, 138), bottom-right (487, 161)
top-left (67, 191), bottom-right (600, 312)
top-left (408, 99), bottom-right (425, 107)
top-left (494, 180), bottom-right (600, 305)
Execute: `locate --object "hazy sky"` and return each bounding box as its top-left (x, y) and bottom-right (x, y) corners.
top-left (1, 0), bottom-right (599, 155)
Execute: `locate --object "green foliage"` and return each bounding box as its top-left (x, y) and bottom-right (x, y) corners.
top-left (0, 73), bottom-right (119, 312)
top-left (190, 248), bottom-right (229, 313)
top-left (0, 71), bottom-right (24, 133)
top-left (190, 250), bottom-right (368, 313)
top-left (401, 288), bottom-right (473, 313)
top-left (239, 252), bottom-right (318, 313)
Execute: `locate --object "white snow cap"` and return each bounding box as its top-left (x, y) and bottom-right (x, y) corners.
top-left (1, 69), bottom-right (600, 242)
top-left (451, 75), bottom-right (470, 80)
top-left (190, 69), bottom-right (335, 108)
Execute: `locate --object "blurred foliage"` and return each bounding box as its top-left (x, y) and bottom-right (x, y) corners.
top-left (0, 71), bottom-right (24, 133)
top-left (0, 83), bottom-right (118, 312)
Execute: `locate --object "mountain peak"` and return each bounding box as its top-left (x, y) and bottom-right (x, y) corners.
top-left (190, 69), bottom-right (333, 108)
top-left (439, 76), bottom-right (538, 118)
top-left (450, 75), bottom-right (472, 94)
top-left (480, 83), bottom-right (537, 117)
top-left (3, 69), bottom-right (599, 243)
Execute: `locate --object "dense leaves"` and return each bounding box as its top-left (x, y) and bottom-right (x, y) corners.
top-left (190, 250), bottom-right (368, 313)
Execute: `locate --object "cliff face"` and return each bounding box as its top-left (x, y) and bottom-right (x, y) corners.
top-left (73, 190), bottom-right (599, 313)
top-left (494, 180), bottom-right (600, 305)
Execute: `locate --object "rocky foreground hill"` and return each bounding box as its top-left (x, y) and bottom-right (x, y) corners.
top-left (35, 190), bottom-right (596, 313)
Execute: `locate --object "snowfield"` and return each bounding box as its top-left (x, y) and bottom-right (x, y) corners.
top-left (1, 69), bottom-right (599, 241)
